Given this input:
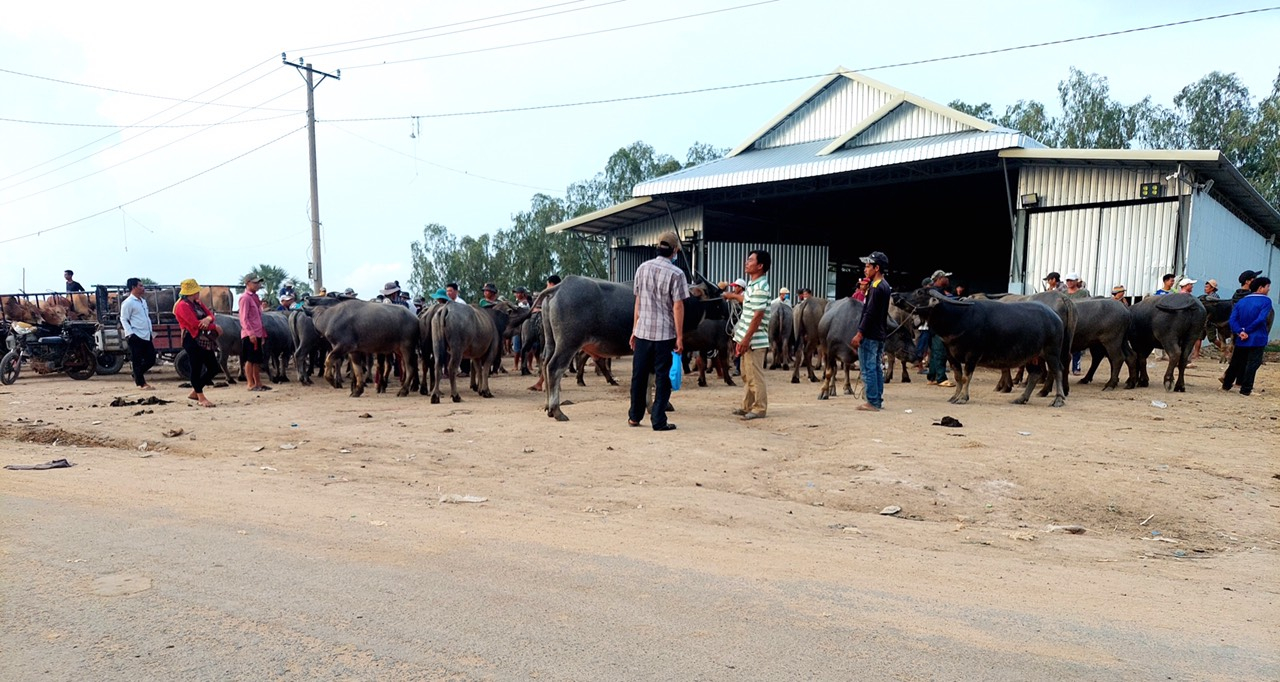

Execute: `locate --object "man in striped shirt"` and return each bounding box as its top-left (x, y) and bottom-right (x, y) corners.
top-left (726, 250), bottom-right (772, 421)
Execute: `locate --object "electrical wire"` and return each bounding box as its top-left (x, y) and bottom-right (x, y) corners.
top-left (0, 56), bottom-right (283, 185)
top-left (0, 87), bottom-right (302, 205)
top-left (0, 65), bottom-right (301, 112)
top-left (0, 125), bottom-right (306, 246)
top-left (0, 111), bottom-right (301, 129)
top-left (327, 6), bottom-right (1280, 119)
top-left (303, 1), bottom-right (625, 58)
top-left (325, 122), bottom-right (562, 193)
top-left (343, 0), bottom-right (781, 69)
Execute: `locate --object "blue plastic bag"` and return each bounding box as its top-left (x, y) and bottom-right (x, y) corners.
top-left (669, 351), bottom-right (683, 391)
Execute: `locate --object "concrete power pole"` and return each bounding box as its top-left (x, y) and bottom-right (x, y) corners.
top-left (283, 53), bottom-right (339, 293)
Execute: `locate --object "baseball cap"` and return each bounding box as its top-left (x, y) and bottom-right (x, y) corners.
top-left (482, 282), bottom-right (498, 293)
top-left (513, 286), bottom-right (529, 294)
top-left (1064, 272), bottom-right (1081, 282)
top-left (779, 287), bottom-right (790, 295)
top-left (930, 269), bottom-right (952, 280)
top-left (1044, 272), bottom-right (1061, 281)
top-left (1205, 279), bottom-right (1218, 289)
top-left (245, 274), bottom-right (265, 284)
top-left (1177, 277), bottom-right (1197, 287)
top-left (1239, 269), bottom-right (1261, 284)
top-left (732, 278), bottom-right (747, 289)
top-left (859, 251), bottom-right (889, 266)
top-left (657, 231), bottom-right (682, 252)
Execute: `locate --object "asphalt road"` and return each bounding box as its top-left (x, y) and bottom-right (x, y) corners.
top-left (3, 492), bottom-right (1270, 681)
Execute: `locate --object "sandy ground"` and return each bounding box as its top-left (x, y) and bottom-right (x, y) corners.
top-left (1, 353), bottom-right (1277, 680)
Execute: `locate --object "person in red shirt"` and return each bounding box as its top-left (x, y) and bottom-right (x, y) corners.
top-left (173, 279), bottom-right (220, 407)
top-left (238, 275), bottom-right (270, 392)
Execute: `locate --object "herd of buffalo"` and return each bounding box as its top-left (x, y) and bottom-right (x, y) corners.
top-left (189, 274), bottom-right (1248, 422)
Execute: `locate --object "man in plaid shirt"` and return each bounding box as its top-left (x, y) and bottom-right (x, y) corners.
top-left (628, 231), bottom-right (689, 431)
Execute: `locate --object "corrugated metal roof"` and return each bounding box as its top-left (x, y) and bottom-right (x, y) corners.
top-left (633, 130), bottom-right (1042, 196)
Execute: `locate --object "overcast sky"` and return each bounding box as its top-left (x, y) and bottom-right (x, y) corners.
top-left (3, 0), bottom-right (1278, 297)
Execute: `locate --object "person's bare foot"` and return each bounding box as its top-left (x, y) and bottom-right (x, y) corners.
top-left (197, 397), bottom-right (216, 408)
top-left (856, 403), bottom-right (880, 412)
top-left (139, 384), bottom-right (155, 391)
top-left (188, 392), bottom-right (199, 401)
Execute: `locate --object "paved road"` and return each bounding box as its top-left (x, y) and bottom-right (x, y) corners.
top-left (3, 493), bottom-right (1271, 681)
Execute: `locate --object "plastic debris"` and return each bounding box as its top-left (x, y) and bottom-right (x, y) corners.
top-left (879, 505), bottom-right (902, 516)
top-left (1045, 525), bottom-right (1086, 534)
top-left (279, 443), bottom-right (297, 450)
top-left (440, 494), bottom-right (488, 504)
top-left (1151, 400), bottom-right (1168, 409)
top-left (252, 445), bottom-right (265, 452)
top-left (260, 466), bottom-right (277, 471)
top-left (1017, 431), bottom-right (1032, 436)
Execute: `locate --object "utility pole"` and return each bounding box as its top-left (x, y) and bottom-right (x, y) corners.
top-left (283, 53), bottom-right (339, 293)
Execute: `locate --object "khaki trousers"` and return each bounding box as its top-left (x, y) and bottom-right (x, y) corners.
top-left (740, 348), bottom-right (767, 416)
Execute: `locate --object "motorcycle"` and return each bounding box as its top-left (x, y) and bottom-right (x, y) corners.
top-left (1, 320), bottom-right (99, 384)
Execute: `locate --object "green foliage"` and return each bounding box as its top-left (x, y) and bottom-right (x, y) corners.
top-left (948, 100), bottom-right (995, 122)
top-left (408, 141), bottom-right (729, 296)
top-left (138, 277), bottom-right (158, 286)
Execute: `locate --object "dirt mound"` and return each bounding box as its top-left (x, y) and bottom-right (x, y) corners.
top-left (0, 423), bottom-right (129, 449)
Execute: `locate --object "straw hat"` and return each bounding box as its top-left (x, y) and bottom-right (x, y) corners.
top-left (179, 279), bottom-right (201, 296)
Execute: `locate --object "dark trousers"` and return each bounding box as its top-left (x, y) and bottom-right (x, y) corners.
top-left (183, 336), bottom-right (220, 393)
top-left (629, 337), bottom-right (675, 428)
top-left (1223, 346), bottom-right (1264, 395)
top-left (927, 334), bottom-right (948, 382)
top-left (127, 335), bottom-right (157, 387)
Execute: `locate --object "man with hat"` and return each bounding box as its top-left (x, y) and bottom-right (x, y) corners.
top-left (382, 281), bottom-right (412, 310)
top-left (628, 231), bottom-right (688, 431)
top-left (1062, 273), bottom-right (1091, 373)
top-left (1177, 277), bottom-right (1197, 295)
top-left (1043, 272), bottom-right (1065, 294)
top-left (1203, 279), bottom-right (1220, 301)
top-left (1222, 276), bottom-right (1273, 396)
top-left (239, 274), bottom-right (270, 392)
top-left (1110, 285), bottom-right (1128, 305)
top-left (776, 287), bottom-right (791, 306)
top-left (924, 269), bottom-right (955, 387)
top-left (480, 282), bottom-right (499, 308)
top-left (342, 287), bottom-right (358, 298)
top-left (1232, 270), bottom-right (1261, 304)
top-left (851, 250), bottom-right (892, 412)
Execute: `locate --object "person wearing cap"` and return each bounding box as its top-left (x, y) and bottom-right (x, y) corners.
top-left (342, 287), bottom-right (358, 298)
top-left (64, 269), bottom-right (85, 293)
top-left (381, 281), bottom-right (411, 310)
top-left (479, 282), bottom-right (499, 308)
top-left (509, 287), bottom-right (533, 372)
top-left (120, 277), bottom-right (157, 391)
top-left (1223, 276), bottom-right (1272, 396)
top-left (924, 270), bottom-right (955, 387)
top-left (1232, 270), bottom-right (1261, 304)
top-left (1043, 272), bottom-right (1065, 294)
top-left (1177, 277), bottom-right (1197, 295)
top-left (1153, 273), bottom-right (1175, 296)
top-left (173, 279), bottom-right (220, 407)
top-left (851, 251), bottom-right (892, 412)
top-left (1192, 279), bottom-right (1223, 361)
top-left (238, 275), bottom-right (270, 392)
top-left (853, 278), bottom-right (870, 303)
top-left (775, 287), bottom-right (791, 306)
top-left (1110, 285), bottom-right (1128, 306)
top-left (276, 291), bottom-right (299, 311)
top-left (1202, 279), bottom-right (1220, 301)
top-left (628, 231), bottom-right (688, 431)
top-left (725, 249), bottom-right (772, 421)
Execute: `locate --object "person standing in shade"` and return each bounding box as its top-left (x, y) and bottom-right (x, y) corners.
top-left (1232, 270), bottom-right (1260, 303)
top-left (64, 270), bottom-right (85, 293)
top-left (727, 251), bottom-right (772, 421)
top-left (925, 269), bottom-right (954, 388)
top-left (1223, 277), bottom-right (1272, 396)
top-left (1043, 272), bottom-right (1065, 294)
top-left (1195, 279), bottom-right (1222, 361)
top-left (120, 277), bottom-right (156, 390)
top-left (174, 279), bottom-right (219, 408)
top-left (851, 251), bottom-right (891, 412)
top-left (627, 231), bottom-right (688, 432)
top-left (239, 275), bottom-right (270, 392)
top-left (1063, 273), bottom-right (1091, 374)
top-left (1110, 285), bottom-right (1129, 306)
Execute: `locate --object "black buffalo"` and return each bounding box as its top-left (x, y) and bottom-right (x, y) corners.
top-left (1127, 293), bottom-right (1207, 392)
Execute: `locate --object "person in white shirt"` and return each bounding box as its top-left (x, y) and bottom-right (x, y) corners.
top-left (120, 277), bottom-right (156, 390)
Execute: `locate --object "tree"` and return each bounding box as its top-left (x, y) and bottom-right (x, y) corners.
top-left (1174, 71), bottom-right (1257, 164)
top-left (685, 141), bottom-right (730, 167)
top-left (1054, 68), bottom-right (1144, 149)
top-left (947, 100), bottom-right (996, 123)
top-left (139, 277), bottom-right (158, 286)
top-left (1248, 71), bottom-right (1280, 206)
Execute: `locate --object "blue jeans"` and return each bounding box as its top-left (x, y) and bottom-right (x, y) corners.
top-left (858, 338), bottom-right (885, 408)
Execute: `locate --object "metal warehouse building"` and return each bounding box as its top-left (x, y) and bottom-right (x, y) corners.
top-left (548, 68), bottom-right (1280, 315)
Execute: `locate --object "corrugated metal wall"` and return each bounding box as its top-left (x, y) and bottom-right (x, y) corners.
top-left (612, 248), bottom-right (654, 282)
top-left (1187, 193), bottom-right (1280, 335)
top-left (703, 242), bottom-right (829, 298)
top-left (1024, 202), bottom-right (1178, 295)
top-left (610, 206), bottom-right (703, 246)
top-left (1019, 166), bottom-right (1190, 209)
top-left (848, 103), bottom-right (970, 148)
top-left (756, 78), bottom-right (892, 150)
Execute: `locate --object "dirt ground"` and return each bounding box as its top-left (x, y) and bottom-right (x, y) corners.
top-left (2, 353), bottom-right (1278, 679)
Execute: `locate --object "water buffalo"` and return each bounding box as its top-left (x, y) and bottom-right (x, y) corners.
top-left (536, 275), bottom-right (714, 421)
top-left (791, 297), bottom-right (828, 383)
top-left (972, 292), bottom-right (1076, 397)
top-left (289, 309), bottom-right (329, 385)
top-left (906, 289), bottom-right (1067, 407)
top-left (1127, 293), bottom-right (1207, 392)
top-left (766, 301), bottom-right (794, 370)
top-left (1072, 298), bottom-right (1134, 390)
top-left (261, 311), bottom-right (295, 383)
top-left (304, 297), bottom-right (420, 397)
top-left (816, 297), bottom-right (862, 400)
top-left (517, 311), bottom-right (542, 377)
top-left (882, 319), bottom-right (922, 383)
top-left (682, 317), bottom-right (736, 387)
top-left (430, 301), bottom-right (512, 403)
top-left (213, 313), bottom-right (244, 383)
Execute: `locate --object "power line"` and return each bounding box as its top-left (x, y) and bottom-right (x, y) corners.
top-left (0, 87), bottom-right (302, 204)
top-left (327, 6), bottom-right (1280, 120)
top-left (0, 56), bottom-right (282, 185)
top-left (0, 64), bottom-right (301, 112)
top-left (0, 110), bottom-right (300, 129)
top-left (0, 125), bottom-right (306, 246)
top-left (325, 122), bottom-right (561, 192)
top-left (344, 0), bottom-right (782, 69)
top-left (291, 0), bottom-right (597, 54)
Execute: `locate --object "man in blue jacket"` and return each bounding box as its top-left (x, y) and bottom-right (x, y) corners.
top-left (1223, 277), bottom-right (1272, 396)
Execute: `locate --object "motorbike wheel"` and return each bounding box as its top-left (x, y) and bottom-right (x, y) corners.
top-left (174, 350), bottom-right (191, 380)
top-left (96, 352), bottom-right (126, 375)
top-left (1, 351), bottom-right (19, 385)
top-left (65, 341), bottom-right (97, 380)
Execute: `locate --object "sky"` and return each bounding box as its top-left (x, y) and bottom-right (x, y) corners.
top-left (2, 0), bottom-right (1278, 298)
